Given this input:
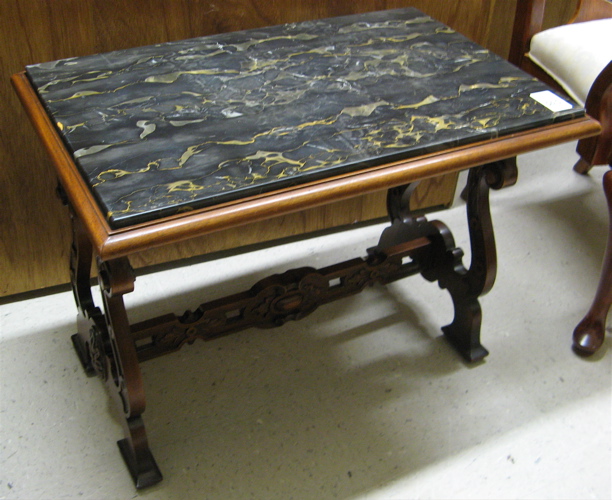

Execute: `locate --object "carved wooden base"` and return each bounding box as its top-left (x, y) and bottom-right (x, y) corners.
top-left (68, 158), bottom-right (517, 488)
top-left (131, 236), bottom-right (430, 361)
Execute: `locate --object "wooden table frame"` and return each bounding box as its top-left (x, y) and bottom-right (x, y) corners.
top-left (11, 71), bottom-right (600, 488)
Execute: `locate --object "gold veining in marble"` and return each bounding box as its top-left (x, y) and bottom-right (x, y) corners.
top-left (26, 8), bottom-right (582, 228)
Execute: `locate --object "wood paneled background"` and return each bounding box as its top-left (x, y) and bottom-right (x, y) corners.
top-left (1, 0), bottom-right (577, 297)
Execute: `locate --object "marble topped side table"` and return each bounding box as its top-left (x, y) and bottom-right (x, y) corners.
top-left (12, 8), bottom-right (599, 489)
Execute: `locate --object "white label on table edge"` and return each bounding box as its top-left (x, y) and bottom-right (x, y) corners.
top-left (530, 90), bottom-right (574, 112)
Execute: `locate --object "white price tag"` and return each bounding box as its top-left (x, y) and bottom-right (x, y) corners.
top-left (530, 90), bottom-right (573, 112)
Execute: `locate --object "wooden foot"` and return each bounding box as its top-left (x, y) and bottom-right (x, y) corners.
top-left (574, 157), bottom-right (594, 175)
top-left (573, 169), bottom-right (612, 355)
top-left (573, 316), bottom-right (606, 355)
top-left (71, 332), bottom-right (96, 377)
top-left (118, 417), bottom-right (162, 489)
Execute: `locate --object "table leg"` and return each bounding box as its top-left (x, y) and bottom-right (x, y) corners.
top-left (69, 214), bottom-right (162, 489)
top-left (69, 211), bottom-right (100, 377)
top-left (380, 158), bottom-right (517, 361)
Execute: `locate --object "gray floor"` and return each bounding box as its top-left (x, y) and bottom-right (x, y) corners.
top-left (1, 142), bottom-right (610, 500)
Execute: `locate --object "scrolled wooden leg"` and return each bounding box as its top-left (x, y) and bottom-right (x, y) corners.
top-left (67, 210), bottom-right (162, 486)
top-left (385, 159), bottom-right (517, 362)
top-left (96, 257), bottom-right (162, 488)
top-left (573, 169), bottom-right (612, 355)
top-left (442, 158), bottom-right (517, 360)
top-left (69, 210), bottom-right (100, 377)
top-left (378, 162), bottom-right (513, 362)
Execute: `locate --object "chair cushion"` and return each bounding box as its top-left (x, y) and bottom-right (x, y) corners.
top-left (528, 18), bottom-right (612, 106)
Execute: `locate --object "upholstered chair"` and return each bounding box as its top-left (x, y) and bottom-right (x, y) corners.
top-left (509, 0), bottom-right (612, 355)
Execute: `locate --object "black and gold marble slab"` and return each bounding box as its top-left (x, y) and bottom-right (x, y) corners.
top-left (26, 8), bottom-right (583, 228)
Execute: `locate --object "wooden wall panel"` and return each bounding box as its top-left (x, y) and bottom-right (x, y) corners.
top-left (0, 0), bottom-right (574, 297)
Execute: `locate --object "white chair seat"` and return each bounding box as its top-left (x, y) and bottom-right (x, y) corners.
top-left (528, 18), bottom-right (612, 106)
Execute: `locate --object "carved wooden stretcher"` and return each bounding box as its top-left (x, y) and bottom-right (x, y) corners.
top-left (12, 8), bottom-right (600, 489)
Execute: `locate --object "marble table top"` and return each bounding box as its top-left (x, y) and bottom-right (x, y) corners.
top-left (26, 8), bottom-right (583, 228)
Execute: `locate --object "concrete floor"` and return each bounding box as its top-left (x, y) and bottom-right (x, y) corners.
top-left (1, 142), bottom-right (610, 499)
